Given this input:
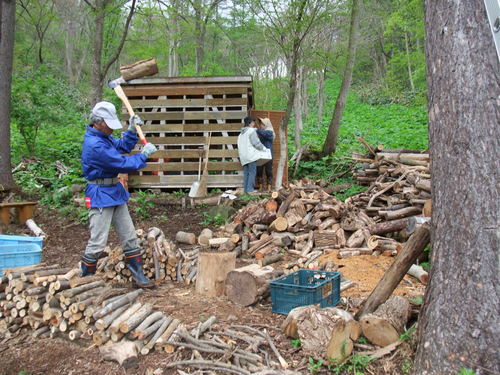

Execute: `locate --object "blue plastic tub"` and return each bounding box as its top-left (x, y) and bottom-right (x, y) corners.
top-left (0, 234), bottom-right (43, 248)
top-left (270, 270), bottom-right (341, 315)
top-left (0, 243), bottom-right (42, 276)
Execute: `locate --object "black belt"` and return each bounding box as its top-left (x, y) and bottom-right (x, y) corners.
top-left (87, 177), bottom-right (119, 185)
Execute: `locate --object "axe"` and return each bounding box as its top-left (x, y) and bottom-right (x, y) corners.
top-left (108, 58), bottom-right (158, 145)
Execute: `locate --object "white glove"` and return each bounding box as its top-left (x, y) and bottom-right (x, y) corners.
top-left (128, 115), bottom-right (144, 133)
top-left (141, 143), bottom-right (157, 158)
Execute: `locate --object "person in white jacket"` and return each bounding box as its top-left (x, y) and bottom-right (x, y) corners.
top-left (237, 117), bottom-right (270, 193)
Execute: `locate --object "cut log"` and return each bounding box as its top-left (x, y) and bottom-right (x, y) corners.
top-left (258, 254), bottom-right (283, 267)
top-left (380, 206), bottom-right (421, 221)
top-left (269, 217), bottom-right (288, 232)
top-left (346, 228), bottom-right (370, 248)
top-left (132, 311), bottom-right (164, 339)
top-left (140, 317), bottom-right (172, 355)
top-left (355, 223), bottom-right (430, 319)
top-left (407, 264), bottom-right (428, 284)
top-left (175, 231), bottom-right (196, 245)
top-left (109, 302), bottom-right (142, 334)
top-left (338, 248), bottom-right (373, 258)
top-left (282, 305), bottom-right (360, 362)
top-left (225, 264), bottom-right (276, 306)
top-left (360, 296), bottom-right (410, 347)
top-left (99, 340), bottom-right (138, 369)
top-left (93, 289), bottom-right (143, 320)
top-left (26, 219), bottom-right (46, 238)
top-left (119, 303), bottom-right (153, 333)
top-left (195, 252), bottom-right (236, 297)
top-left (276, 191), bottom-right (297, 217)
top-left (367, 218), bottom-right (409, 235)
top-left (208, 237), bottom-right (230, 247)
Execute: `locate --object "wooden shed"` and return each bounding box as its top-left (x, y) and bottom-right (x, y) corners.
top-left (121, 76), bottom-right (287, 189)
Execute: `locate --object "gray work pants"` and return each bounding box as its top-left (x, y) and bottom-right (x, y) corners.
top-left (83, 204), bottom-right (138, 261)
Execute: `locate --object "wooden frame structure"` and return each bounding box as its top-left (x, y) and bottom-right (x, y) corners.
top-left (121, 76), bottom-right (287, 189)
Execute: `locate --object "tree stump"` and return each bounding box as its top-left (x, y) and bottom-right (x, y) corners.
top-left (225, 264), bottom-right (277, 306)
top-left (282, 305), bottom-right (360, 362)
top-left (360, 295), bottom-right (410, 347)
top-left (195, 252), bottom-right (236, 297)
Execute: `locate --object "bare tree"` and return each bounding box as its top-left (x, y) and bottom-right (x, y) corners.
top-left (322, 0), bottom-right (360, 155)
top-left (0, 0), bottom-right (17, 192)
top-left (17, 0), bottom-right (55, 64)
top-left (413, 1), bottom-right (500, 374)
top-left (85, 0), bottom-right (137, 105)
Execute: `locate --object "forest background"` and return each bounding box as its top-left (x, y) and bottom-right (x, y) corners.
top-left (8, 0), bottom-right (428, 209)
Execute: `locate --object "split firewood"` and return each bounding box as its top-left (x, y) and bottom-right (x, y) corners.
top-left (119, 303), bottom-right (153, 333)
top-left (198, 228), bottom-right (213, 246)
top-left (93, 289), bottom-right (143, 320)
top-left (338, 248), bottom-right (373, 258)
top-left (359, 295), bottom-right (410, 346)
top-left (225, 264), bottom-right (276, 306)
top-left (407, 264), bottom-right (428, 284)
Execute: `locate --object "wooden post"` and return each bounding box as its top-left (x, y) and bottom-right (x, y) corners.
top-left (355, 223), bottom-right (430, 319)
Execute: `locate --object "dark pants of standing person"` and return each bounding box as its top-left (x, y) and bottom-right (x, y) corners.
top-left (257, 160), bottom-right (273, 187)
top-left (243, 162), bottom-right (257, 193)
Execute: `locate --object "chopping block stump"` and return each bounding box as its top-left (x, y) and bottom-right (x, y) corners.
top-left (0, 201), bottom-right (37, 225)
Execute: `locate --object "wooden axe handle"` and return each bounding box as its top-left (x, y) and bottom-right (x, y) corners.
top-left (113, 85), bottom-right (148, 145)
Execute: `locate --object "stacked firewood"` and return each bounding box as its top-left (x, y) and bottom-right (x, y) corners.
top-left (350, 146), bottom-right (431, 221)
top-left (0, 263), bottom-right (183, 359)
top-left (95, 227), bottom-right (200, 285)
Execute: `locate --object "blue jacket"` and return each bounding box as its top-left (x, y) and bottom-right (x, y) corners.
top-left (82, 125), bottom-right (147, 208)
top-left (256, 129), bottom-right (274, 150)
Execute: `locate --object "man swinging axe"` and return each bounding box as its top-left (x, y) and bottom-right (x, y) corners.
top-left (80, 59), bottom-right (158, 288)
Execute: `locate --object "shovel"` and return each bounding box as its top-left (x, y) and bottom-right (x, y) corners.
top-left (188, 148), bottom-right (204, 198)
top-left (192, 132), bottom-right (212, 198)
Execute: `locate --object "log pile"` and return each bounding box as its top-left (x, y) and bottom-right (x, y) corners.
top-left (0, 263), bottom-right (183, 358)
top-left (204, 177), bottom-right (429, 268)
top-left (95, 227), bottom-right (200, 285)
top-left (350, 146), bottom-right (431, 223)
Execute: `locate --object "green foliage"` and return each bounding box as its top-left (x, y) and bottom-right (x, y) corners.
top-left (328, 354), bottom-right (374, 375)
top-left (401, 358), bottom-right (412, 374)
top-left (11, 66), bottom-right (86, 155)
top-left (355, 336), bottom-right (368, 344)
top-left (399, 325), bottom-right (417, 344)
top-left (410, 296), bottom-right (423, 305)
top-left (240, 194), bottom-right (265, 202)
top-left (291, 338), bottom-right (301, 348)
top-left (420, 261), bottom-right (429, 271)
top-left (308, 357), bottom-right (323, 374)
top-left (457, 369), bottom-right (476, 375)
top-left (199, 212), bottom-right (226, 227)
top-left (131, 190), bottom-right (155, 219)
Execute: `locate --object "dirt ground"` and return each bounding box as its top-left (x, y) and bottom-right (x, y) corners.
top-left (0, 194), bottom-right (425, 375)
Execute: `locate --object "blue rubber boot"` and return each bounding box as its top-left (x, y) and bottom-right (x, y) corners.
top-left (80, 255), bottom-right (97, 276)
top-left (125, 250), bottom-right (154, 288)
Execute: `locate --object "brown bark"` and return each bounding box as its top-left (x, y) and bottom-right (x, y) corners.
top-left (0, 0), bottom-right (16, 191)
top-left (414, 2), bottom-right (500, 372)
top-left (175, 231), bottom-right (196, 245)
top-left (367, 218), bottom-right (409, 235)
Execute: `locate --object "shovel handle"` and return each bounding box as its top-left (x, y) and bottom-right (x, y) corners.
top-left (113, 85), bottom-right (148, 145)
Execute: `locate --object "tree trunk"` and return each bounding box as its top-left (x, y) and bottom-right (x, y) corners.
top-left (414, 1), bottom-right (500, 374)
top-left (0, 0), bottom-right (16, 192)
top-left (317, 69), bottom-right (326, 121)
top-left (294, 65), bottom-right (303, 150)
top-left (404, 32), bottom-right (415, 94)
top-left (322, 0), bottom-right (360, 155)
top-left (274, 0), bottom-right (307, 189)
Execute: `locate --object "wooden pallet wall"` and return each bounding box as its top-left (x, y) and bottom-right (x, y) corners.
top-left (122, 77), bottom-right (253, 188)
